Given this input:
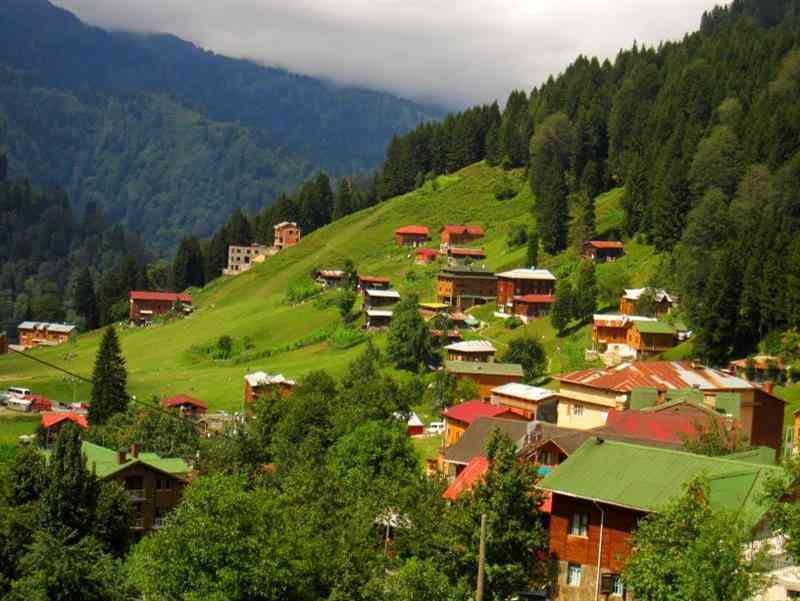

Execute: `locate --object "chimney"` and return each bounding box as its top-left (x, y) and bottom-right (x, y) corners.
top-left (131, 443), bottom-right (140, 459)
top-left (764, 382), bottom-right (774, 395)
top-left (116, 449), bottom-right (127, 464)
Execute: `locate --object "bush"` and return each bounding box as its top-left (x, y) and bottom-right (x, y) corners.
top-left (505, 316), bottom-right (524, 330)
top-left (285, 277), bottom-right (321, 303)
top-left (329, 326), bottom-right (368, 350)
top-left (506, 224), bottom-right (528, 249)
top-left (494, 175), bottom-right (517, 200)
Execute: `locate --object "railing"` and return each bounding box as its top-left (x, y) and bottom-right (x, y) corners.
top-left (127, 488), bottom-right (146, 501)
top-left (772, 557), bottom-right (800, 583)
top-left (133, 518), bottom-right (145, 530)
top-left (153, 517), bottom-right (166, 529)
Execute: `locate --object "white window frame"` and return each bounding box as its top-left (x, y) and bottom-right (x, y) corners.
top-left (570, 512), bottom-right (589, 537)
top-left (567, 563), bottom-right (582, 587)
top-left (572, 402), bottom-right (585, 417)
top-left (612, 574), bottom-right (625, 597)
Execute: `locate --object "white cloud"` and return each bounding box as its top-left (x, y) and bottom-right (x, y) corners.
top-left (52, 0), bottom-right (720, 108)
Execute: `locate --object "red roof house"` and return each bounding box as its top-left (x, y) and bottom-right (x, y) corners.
top-left (582, 240), bottom-right (625, 262)
top-left (41, 411), bottom-right (89, 446)
top-left (441, 400), bottom-right (523, 446)
top-left (511, 294), bottom-right (556, 321)
top-left (161, 394), bottom-right (208, 417)
top-left (129, 291), bottom-right (193, 324)
top-left (394, 226), bottom-right (430, 247)
top-left (447, 247), bottom-right (487, 262)
top-left (440, 225), bottom-right (485, 247)
top-left (415, 247), bottom-right (440, 264)
top-left (443, 456), bottom-right (489, 501)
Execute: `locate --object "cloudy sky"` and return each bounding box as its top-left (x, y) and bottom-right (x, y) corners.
top-left (53, 0), bottom-right (721, 108)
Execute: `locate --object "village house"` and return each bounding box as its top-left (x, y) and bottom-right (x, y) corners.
top-left (444, 340), bottom-right (496, 363)
top-left (40, 412), bottom-right (88, 446)
top-left (436, 265), bottom-right (497, 310)
top-left (365, 309), bottom-right (394, 329)
top-left (394, 225), bottom-right (430, 247)
top-left (160, 394), bottom-right (208, 418)
top-left (591, 314), bottom-right (677, 360)
top-left (357, 275), bottom-right (391, 292)
top-left (626, 319), bottom-right (677, 357)
top-left (273, 222), bottom-right (301, 250)
top-left (129, 291), bottom-right (193, 325)
top-left (405, 412), bottom-right (425, 437)
top-left (554, 361), bottom-right (786, 452)
top-left (490, 382), bottom-right (559, 421)
top-left (244, 372), bottom-right (296, 403)
top-left (17, 322), bottom-right (77, 350)
top-left (439, 225), bottom-right (484, 249)
top-left (619, 287), bottom-right (676, 316)
top-left (363, 288), bottom-right (401, 310)
top-left (496, 268), bottom-right (557, 310)
top-left (582, 240), bottom-right (625, 262)
top-left (440, 400), bottom-right (523, 447)
top-left (729, 355), bottom-right (790, 383)
top-left (538, 438), bottom-right (784, 601)
top-left (511, 295), bottom-right (558, 322)
top-left (415, 247), bottom-right (439, 264)
top-left (445, 360), bottom-right (525, 401)
top-left (418, 302), bottom-right (451, 320)
top-left (440, 415), bottom-right (529, 481)
top-left (223, 244), bottom-right (274, 276)
top-left (447, 247), bottom-right (487, 264)
top-left (315, 269), bottom-right (347, 289)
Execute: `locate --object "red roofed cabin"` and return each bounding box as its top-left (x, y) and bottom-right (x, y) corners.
top-left (161, 394), bottom-right (208, 418)
top-left (512, 295), bottom-right (557, 321)
top-left (447, 247), bottom-right (487, 264)
top-left (439, 225), bottom-right (484, 249)
top-left (441, 400), bottom-right (524, 446)
top-left (415, 247), bottom-right (439, 265)
top-left (273, 222), bottom-right (301, 250)
top-left (41, 412), bottom-right (88, 446)
top-left (129, 291), bottom-right (192, 324)
top-left (357, 275), bottom-right (391, 291)
top-left (244, 372), bottom-right (296, 404)
top-left (582, 240), bottom-right (625, 262)
top-left (496, 269), bottom-right (556, 309)
top-left (394, 225), bottom-right (430, 247)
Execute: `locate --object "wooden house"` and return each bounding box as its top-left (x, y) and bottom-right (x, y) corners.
top-left (539, 439), bottom-right (782, 601)
top-left (627, 320), bottom-right (677, 357)
top-left (495, 269), bottom-right (556, 309)
top-left (160, 394), bottom-right (208, 418)
top-left (490, 382), bottom-right (559, 420)
top-left (315, 269), bottom-right (347, 288)
top-left (440, 415), bottom-right (528, 481)
top-left (365, 309), bottom-right (393, 329)
top-left (273, 222), bottom-right (301, 249)
top-left (439, 225), bottom-right (484, 249)
top-left (394, 225), bottom-right (430, 247)
top-left (129, 291), bottom-right (192, 325)
top-left (415, 247), bottom-right (440, 264)
top-left (40, 412), bottom-right (88, 446)
top-left (357, 275), bottom-right (391, 292)
top-left (417, 302), bottom-right (451, 320)
top-left (582, 240), bottom-right (625, 262)
top-left (244, 372), bottom-right (295, 403)
top-left (510, 295), bottom-right (557, 321)
top-left (447, 247), bottom-right (486, 264)
top-left (445, 360), bottom-right (525, 401)
top-left (440, 401), bottom-right (525, 447)
top-left (17, 322), bottom-right (77, 349)
top-left (436, 266), bottom-right (497, 310)
top-left (363, 288), bottom-right (400, 310)
top-left (619, 287), bottom-right (676, 316)
top-left (445, 340), bottom-right (496, 362)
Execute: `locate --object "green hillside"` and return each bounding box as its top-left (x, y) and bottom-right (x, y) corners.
top-left (0, 162), bottom-right (657, 412)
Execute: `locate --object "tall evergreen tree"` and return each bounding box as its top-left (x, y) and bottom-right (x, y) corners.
top-left (551, 281), bottom-right (574, 334)
top-left (526, 230), bottom-right (540, 268)
top-left (386, 294), bottom-right (435, 371)
top-left (89, 326), bottom-right (129, 425)
top-left (574, 261), bottom-right (598, 321)
top-left (72, 267), bottom-right (99, 330)
top-left (173, 235), bottom-right (205, 291)
top-left (332, 179), bottom-right (355, 221)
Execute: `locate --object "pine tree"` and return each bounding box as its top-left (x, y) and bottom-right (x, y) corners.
top-left (173, 236), bottom-right (205, 291)
top-left (694, 246), bottom-right (742, 365)
top-left (386, 294), bottom-right (435, 371)
top-left (332, 179), bottom-right (354, 221)
top-left (485, 123), bottom-right (502, 166)
top-left (72, 268), bottom-right (99, 330)
top-left (89, 326), bottom-right (129, 425)
top-left (574, 261), bottom-right (598, 321)
top-left (569, 190), bottom-right (596, 252)
top-left (526, 230), bottom-right (540, 268)
top-left (226, 208), bottom-right (253, 246)
top-left (551, 281), bottom-right (574, 334)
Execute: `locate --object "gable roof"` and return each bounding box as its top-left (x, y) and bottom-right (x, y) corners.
top-left (358, 275), bottom-right (390, 284)
top-left (445, 340), bottom-right (496, 354)
top-left (445, 360), bottom-right (524, 378)
top-left (623, 288), bottom-right (676, 303)
top-left (496, 268), bottom-right (556, 281)
top-left (440, 225), bottom-right (484, 236)
top-left (631, 320), bottom-right (676, 335)
top-left (441, 400), bottom-right (516, 424)
top-left (492, 382), bottom-right (556, 402)
top-left (18, 321), bottom-right (77, 333)
top-left (46, 441), bottom-right (191, 480)
top-left (161, 394), bottom-right (208, 411)
top-left (442, 416), bottom-right (530, 464)
top-left (41, 412), bottom-right (88, 430)
top-left (364, 288), bottom-right (401, 299)
top-left (585, 240), bottom-right (625, 249)
top-left (448, 247), bottom-right (486, 258)
top-left (602, 410), bottom-right (698, 446)
top-left (129, 291), bottom-right (192, 303)
top-left (395, 225), bottom-right (429, 236)
top-left (443, 456), bottom-right (489, 501)
top-left (514, 294), bottom-right (556, 304)
top-left (244, 372), bottom-right (295, 387)
top-left (538, 438), bottom-right (785, 526)
top-left (415, 247), bottom-right (439, 257)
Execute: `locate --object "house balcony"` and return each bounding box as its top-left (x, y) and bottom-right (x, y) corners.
top-left (127, 488), bottom-right (146, 502)
top-left (153, 517), bottom-right (166, 529)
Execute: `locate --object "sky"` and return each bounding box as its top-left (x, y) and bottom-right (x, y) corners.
top-left (53, 0), bottom-right (722, 109)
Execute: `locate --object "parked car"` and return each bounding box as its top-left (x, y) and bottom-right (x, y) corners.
top-left (426, 421), bottom-right (445, 435)
top-left (7, 387), bottom-right (31, 399)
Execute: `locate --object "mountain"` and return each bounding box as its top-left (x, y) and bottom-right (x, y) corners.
top-left (0, 0), bottom-right (444, 247)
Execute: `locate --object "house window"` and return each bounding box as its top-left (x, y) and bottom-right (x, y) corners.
top-left (570, 512), bottom-right (589, 537)
top-left (612, 575), bottom-right (625, 597)
top-left (156, 478), bottom-right (173, 491)
top-left (572, 403), bottom-right (585, 417)
top-left (567, 563), bottom-right (582, 587)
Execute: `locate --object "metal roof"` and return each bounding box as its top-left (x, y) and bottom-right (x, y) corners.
top-left (496, 268), bottom-right (556, 281)
top-left (492, 382), bottom-right (556, 402)
top-left (244, 372), bottom-right (296, 387)
top-left (631, 320), bottom-right (676, 335)
top-left (366, 309), bottom-right (394, 317)
top-left (445, 360), bottom-right (524, 377)
top-left (442, 416), bottom-right (529, 464)
top-left (445, 340), bottom-right (496, 353)
top-left (364, 289), bottom-right (401, 299)
top-left (17, 321), bottom-right (76, 333)
top-left (623, 288), bottom-right (675, 303)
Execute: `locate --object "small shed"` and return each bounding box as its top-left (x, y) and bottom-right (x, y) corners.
top-left (582, 240), bottom-right (625, 262)
top-left (315, 269), bottom-right (347, 288)
top-left (415, 247), bottom-right (439, 264)
top-left (394, 225), bottom-right (430, 247)
top-left (161, 394), bottom-right (209, 417)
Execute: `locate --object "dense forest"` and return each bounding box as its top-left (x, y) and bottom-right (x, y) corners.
top-left (370, 0), bottom-right (800, 363)
top-left (0, 0), bottom-right (442, 248)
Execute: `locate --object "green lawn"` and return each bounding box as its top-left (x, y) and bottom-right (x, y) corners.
top-left (412, 434), bottom-right (443, 464)
top-left (0, 415), bottom-right (39, 445)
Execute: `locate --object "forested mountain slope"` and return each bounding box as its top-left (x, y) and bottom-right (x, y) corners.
top-left (0, 0), bottom-right (442, 247)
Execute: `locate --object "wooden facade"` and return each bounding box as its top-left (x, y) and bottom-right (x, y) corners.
top-left (448, 371), bottom-right (525, 401)
top-left (496, 274), bottom-right (556, 308)
top-left (244, 376), bottom-right (295, 404)
top-left (394, 226), bottom-right (430, 247)
top-left (627, 325), bottom-right (676, 356)
top-left (17, 322), bottom-right (76, 349)
top-left (129, 292), bottom-right (192, 324)
top-left (436, 268), bottom-right (497, 310)
top-left (273, 222), bottom-right (301, 249)
top-left (511, 295), bottom-right (556, 320)
top-left (439, 225), bottom-right (484, 248)
top-left (582, 241), bottom-right (625, 262)
top-left (619, 295), bottom-right (674, 317)
top-left (115, 459), bottom-right (187, 535)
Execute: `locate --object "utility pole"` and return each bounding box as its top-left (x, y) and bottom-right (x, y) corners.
top-left (476, 513), bottom-right (487, 601)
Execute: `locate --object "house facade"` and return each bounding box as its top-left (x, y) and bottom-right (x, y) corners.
top-left (444, 340), bottom-right (496, 363)
top-left (582, 240), bottom-right (625, 262)
top-left (160, 394), bottom-right (208, 418)
top-left (490, 382), bottom-right (559, 421)
top-left (439, 225), bottom-right (484, 249)
top-left (394, 225), bottom-right (430, 247)
top-left (591, 315), bottom-right (677, 359)
top-left (41, 412), bottom-right (89, 446)
top-left (129, 291), bottom-right (193, 324)
top-left (316, 270), bottom-right (347, 288)
top-left (511, 295), bottom-right (557, 321)
top-left (447, 247), bottom-right (486, 264)
top-left (223, 244), bottom-right (273, 276)
top-left (619, 288), bottom-right (676, 316)
top-left (440, 400), bottom-right (522, 447)
top-left (357, 275), bottom-right (391, 291)
top-left (495, 269), bottom-right (557, 309)
top-left (436, 266), bottom-right (497, 310)
top-left (17, 322), bottom-right (77, 349)
top-left (445, 360), bottom-right (525, 401)
top-left (273, 222), bottom-right (301, 249)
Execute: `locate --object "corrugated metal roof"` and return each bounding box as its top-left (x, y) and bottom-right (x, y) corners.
top-left (443, 456), bottom-right (489, 501)
top-left (445, 360), bottom-right (524, 377)
top-left (441, 401), bottom-right (516, 424)
top-left (492, 382), bottom-right (555, 402)
top-left (445, 340), bottom-right (496, 353)
top-left (586, 240), bottom-right (624, 249)
top-left (364, 289), bottom-right (401, 299)
top-left (623, 288), bottom-right (675, 303)
top-left (366, 309), bottom-right (394, 317)
top-left (496, 268), bottom-right (556, 281)
top-left (130, 291), bottom-right (192, 303)
top-left (245, 372), bottom-right (295, 387)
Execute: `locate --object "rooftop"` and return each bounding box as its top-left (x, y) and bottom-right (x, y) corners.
top-left (514, 294), bottom-right (556, 304)
top-left (317, 270), bottom-right (345, 278)
top-left (129, 290), bottom-right (193, 303)
top-left (45, 441), bottom-right (191, 480)
top-left (440, 225), bottom-right (484, 236)
top-left (41, 412), bottom-right (88, 430)
top-left (161, 394), bottom-right (208, 411)
top-left (358, 275), bottom-right (391, 284)
top-left (623, 287), bottom-right (676, 303)
top-left (366, 309), bottom-right (394, 317)
top-left (274, 221), bottom-right (298, 229)
top-left (602, 410), bottom-right (699, 446)
top-left (492, 382), bottom-right (556, 402)
top-left (438, 265), bottom-right (496, 277)
top-left (445, 360), bottom-right (524, 378)
top-left (444, 340), bottom-right (496, 354)
top-left (245, 372), bottom-right (296, 387)
top-left (443, 456), bottom-right (489, 501)
top-left (538, 439), bottom-right (785, 526)
top-left (395, 225), bottom-right (429, 235)
top-left (496, 268), bottom-right (556, 281)
top-left (364, 288), bottom-right (401, 299)
top-left (632, 320), bottom-right (676, 335)
top-left (448, 247), bottom-right (486, 257)
top-left (441, 400), bottom-right (517, 424)
top-left (585, 240), bottom-right (625, 249)
top-left (415, 247), bottom-right (439, 256)
top-left (442, 416), bottom-right (530, 465)
top-left (18, 321), bottom-right (78, 333)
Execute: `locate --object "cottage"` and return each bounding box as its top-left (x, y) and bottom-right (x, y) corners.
top-left (554, 361), bottom-right (786, 451)
top-left (511, 295), bottom-right (557, 321)
top-left (496, 269), bottom-right (557, 309)
top-left (17, 322), bottom-right (77, 349)
top-left (244, 372), bottom-right (295, 403)
top-left (445, 360), bottom-right (525, 401)
top-left (591, 314), bottom-right (677, 359)
top-left (627, 319), bottom-right (677, 357)
top-left (40, 412), bottom-right (88, 446)
top-left (491, 382), bottom-right (559, 420)
top-left (436, 266), bottom-right (497, 310)
top-left (273, 222), bottom-right (301, 249)
top-left (223, 244), bottom-right (273, 275)
top-left (582, 240), bottom-right (625, 262)
top-left (444, 340), bottom-right (496, 363)
top-left (406, 412), bottom-right (424, 437)
top-left (447, 247), bottom-right (487, 264)
top-left (365, 309), bottom-right (393, 329)
top-left (539, 439), bottom-right (783, 601)
top-left (619, 287), bottom-right (676, 316)
top-left (129, 291), bottom-right (192, 324)
top-left (363, 288), bottom-right (401, 311)
top-left (315, 269), bottom-right (347, 288)
top-left (729, 355), bottom-right (789, 383)
top-left (394, 225), bottom-right (430, 247)
top-left (440, 415), bottom-right (529, 480)
top-left (439, 225), bottom-right (484, 249)
top-left (440, 400), bottom-right (523, 447)
top-left (160, 394), bottom-right (208, 418)
top-left (357, 275), bottom-right (391, 291)
top-left (415, 247), bottom-right (440, 264)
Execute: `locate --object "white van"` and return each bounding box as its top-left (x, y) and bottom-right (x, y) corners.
top-left (7, 387), bottom-right (31, 399)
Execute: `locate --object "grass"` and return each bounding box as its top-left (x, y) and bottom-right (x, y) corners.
top-left (0, 163), bottom-right (654, 412)
top-left (412, 434), bottom-right (443, 464)
top-left (0, 414), bottom-right (39, 445)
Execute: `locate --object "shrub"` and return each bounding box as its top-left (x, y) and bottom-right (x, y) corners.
top-left (329, 326), bottom-right (368, 350)
top-left (494, 174), bottom-right (517, 200)
top-left (506, 224), bottom-right (528, 249)
top-left (285, 277), bottom-right (321, 303)
top-left (505, 316), bottom-right (524, 330)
